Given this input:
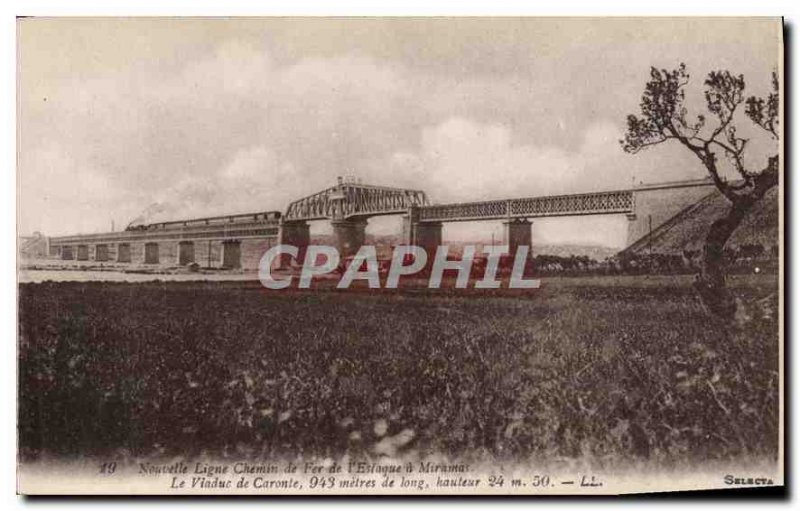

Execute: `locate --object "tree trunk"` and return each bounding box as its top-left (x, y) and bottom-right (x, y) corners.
top-left (693, 198), bottom-right (752, 320)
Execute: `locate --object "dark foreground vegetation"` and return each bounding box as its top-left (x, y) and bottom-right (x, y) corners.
top-left (18, 277), bottom-right (779, 468)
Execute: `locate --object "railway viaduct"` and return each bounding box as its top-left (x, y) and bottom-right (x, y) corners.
top-left (47, 176), bottom-right (717, 269)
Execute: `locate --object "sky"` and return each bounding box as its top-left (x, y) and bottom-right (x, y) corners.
top-left (17, 17), bottom-right (781, 247)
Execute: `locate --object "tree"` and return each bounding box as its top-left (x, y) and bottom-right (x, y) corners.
top-left (621, 64), bottom-right (779, 320)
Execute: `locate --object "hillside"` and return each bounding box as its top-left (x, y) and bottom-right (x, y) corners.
top-left (622, 186), bottom-right (779, 256)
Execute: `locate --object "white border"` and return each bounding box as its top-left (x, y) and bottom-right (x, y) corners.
top-left (2, 1), bottom-right (796, 509)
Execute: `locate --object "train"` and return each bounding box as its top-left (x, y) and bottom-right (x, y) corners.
top-left (125, 211), bottom-right (282, 231)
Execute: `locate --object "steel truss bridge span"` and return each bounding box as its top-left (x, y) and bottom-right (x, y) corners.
top-left (284, 182), bottom-right (428, 222)
top-left (416, 189), bottom-right (635, 223)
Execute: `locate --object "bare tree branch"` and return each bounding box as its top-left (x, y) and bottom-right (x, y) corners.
top-left (621, 63), bottom-right (780, 320)
top-left (622, 64), bottom-right (778, 206)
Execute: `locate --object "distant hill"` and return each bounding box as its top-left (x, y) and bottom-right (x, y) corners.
top-left (621, 186), bottom-right (779, 256)
top-left (310, 234), bottom-right (619, 260)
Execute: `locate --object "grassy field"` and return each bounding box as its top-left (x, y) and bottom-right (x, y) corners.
top-left (18, 276), bottom-right (780, 469)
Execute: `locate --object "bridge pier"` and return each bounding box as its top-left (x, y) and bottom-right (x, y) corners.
top-left (221, 240), bottom-right (242, 269)
top-left (332, 218), bottom-right (368, 259)
top-left (61, 245), bottom-right (74, 260)
top-left (403, 217), bottom-right (443, 264)
top-left (178, 241), bottom-right (195, 265)
top-left (504, 218), bottom-right (532, 259)
top-left (279, 221), bottom-right (310, 267)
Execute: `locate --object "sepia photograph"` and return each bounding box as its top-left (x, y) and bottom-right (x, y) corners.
top-left (15, 16), bottom-right (783, 495)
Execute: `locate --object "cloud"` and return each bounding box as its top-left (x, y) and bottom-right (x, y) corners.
top-left (143, 145), bottom-right (300, 223)
top-left (371, 117), bottom-right (709, 247)
top-left (18, 143), bottom-right (135, 234)
top-left (384, 118), bottom-right (644, 204)
top-left (17, 19), bottom-right (779, 243)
